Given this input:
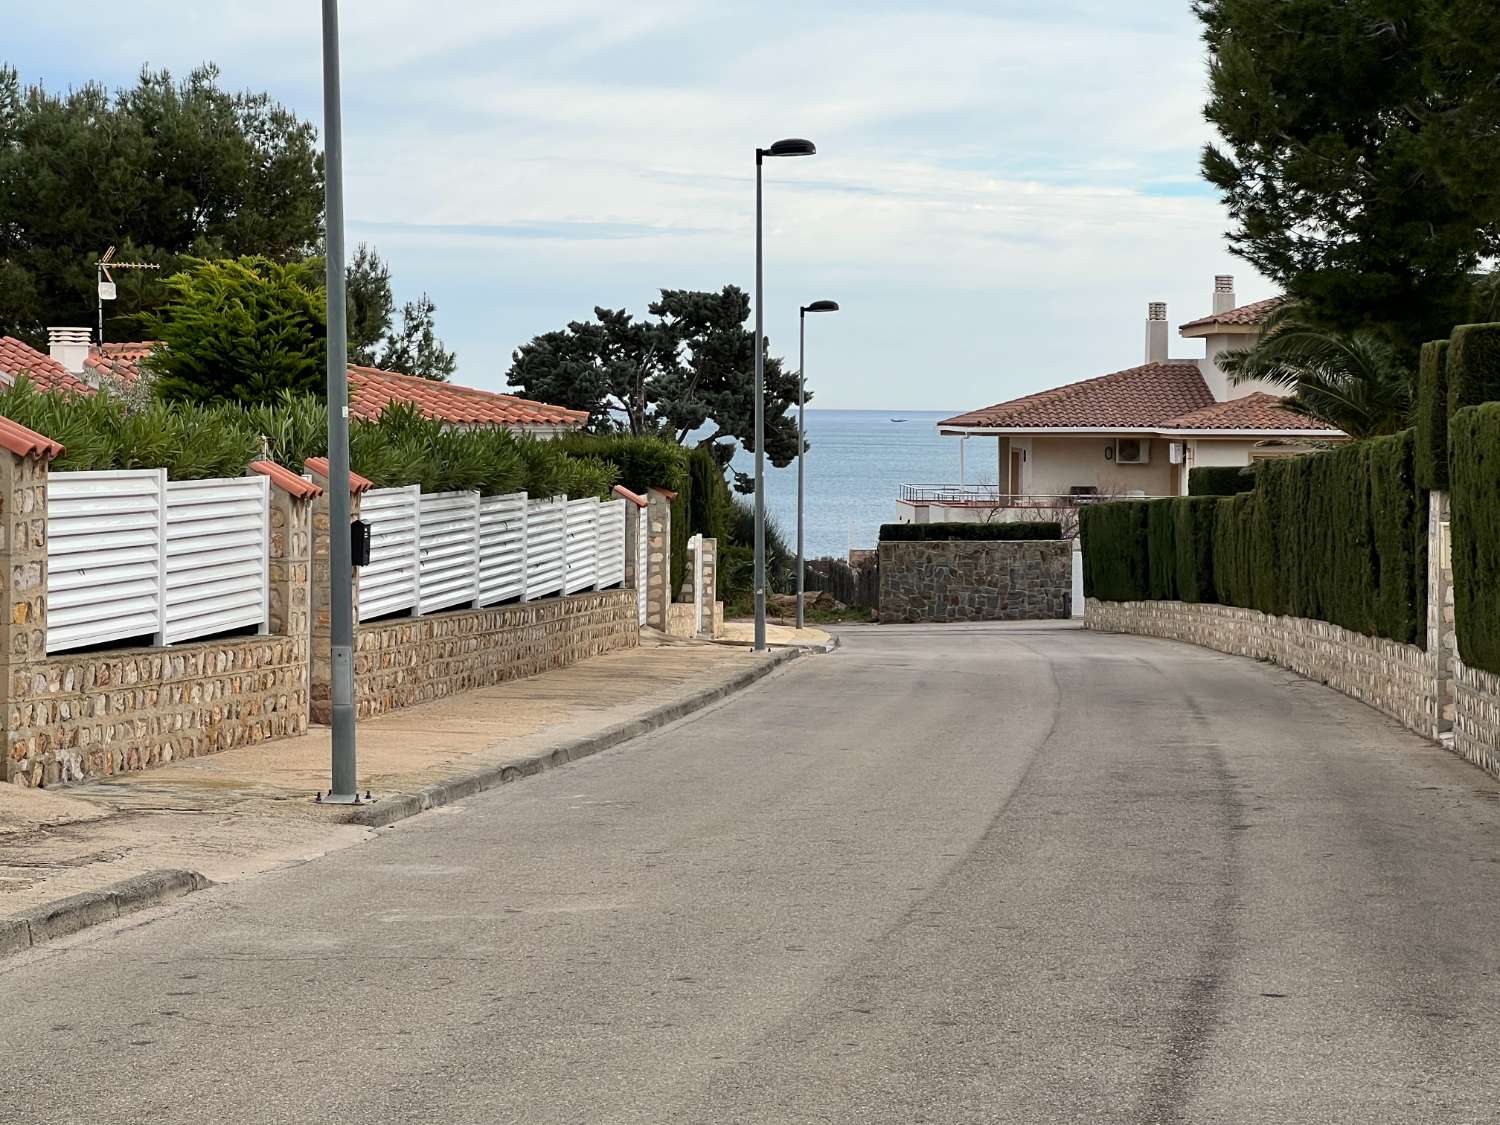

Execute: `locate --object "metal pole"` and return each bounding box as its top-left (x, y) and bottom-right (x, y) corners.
top-left (796, 308), bottom-right (805, 631)
top-left (96, 265), bottom-right (104, 346)
top-left (322, 0), bottom-right (359, 802)
top-left (753, 150), bottom-right (767, 652)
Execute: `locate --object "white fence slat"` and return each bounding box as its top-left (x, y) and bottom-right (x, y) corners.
top-left (595, 498), bottom-right (627, 590)
top-left (478, 492), bottom-right (528, 605)
top-left (564, 497), bottom-right (599, 594)
top-left (359, 485), bottom-right (420, 621)
top-left (418, 490), bottom-right (480, 615)
top-left (46, 469), bottom-right (167, 653)
top-left (524, 497), bottom-right (566, 601)
top-left (162, 475), bottom-right (270, 645)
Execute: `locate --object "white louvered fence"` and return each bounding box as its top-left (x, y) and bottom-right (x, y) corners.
top-left (47, 469), bottom-right (271, 654)
top-left (357, 488), bottom-right (630, 623)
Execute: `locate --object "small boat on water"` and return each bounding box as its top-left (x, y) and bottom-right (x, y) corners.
top-left (890, 417), bottom-right (908, 423)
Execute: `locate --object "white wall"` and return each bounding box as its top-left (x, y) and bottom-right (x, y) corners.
top-left (1025, 434), bottom-right (1175, 496)
top-left (1199, 330), bottom-right (1283, 401)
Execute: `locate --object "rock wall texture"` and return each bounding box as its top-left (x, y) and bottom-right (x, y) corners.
top-left (878, 540), bottom-right (1072, 623)
top-left (316, 589), bottom-right (639, 722)
top-left (1084, 599), bottom-right (1445, 743)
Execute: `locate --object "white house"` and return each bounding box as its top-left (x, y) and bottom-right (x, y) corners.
top-left (898, 276), bottom-right (1342, 524)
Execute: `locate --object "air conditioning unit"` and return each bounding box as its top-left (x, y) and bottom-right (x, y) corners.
top-left (1115, 438), bottom-right (1150, 465)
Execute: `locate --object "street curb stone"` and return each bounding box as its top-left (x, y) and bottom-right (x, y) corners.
top-left (2, 869), bottom-right (211, 960)
top-left (348, 647), bottom-right (802, 829)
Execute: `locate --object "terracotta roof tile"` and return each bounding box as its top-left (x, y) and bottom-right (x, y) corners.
top-left (250, 460), bottom-right (323, 499)
top-left (0, 416), bottom-right (64, 460)
top-left (304, 457), bottom-right (374, 495)
top-left (85, 341), bottom-right (156, 385)
top-left (1179, 296), bottom-right (1286, 330)
top-left (1159, 392), bottom-right (1340, 432)
top-left (348, 365), bottom-right (588, 429)
top-left (0, 337), bottom-right (92, 394)
top-left (940, 362), bottom-right (1214, 430)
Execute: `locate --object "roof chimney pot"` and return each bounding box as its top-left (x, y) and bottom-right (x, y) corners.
top-left (47, 327), bottom-right (92, 375)
top-left (1145, 302), bottom-right (1169, 364)
top-left (1212, 275), bottom-right (1236, 315)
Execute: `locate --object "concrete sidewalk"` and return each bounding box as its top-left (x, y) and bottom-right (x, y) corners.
top-left (0, 638), bottom-right (794, 921)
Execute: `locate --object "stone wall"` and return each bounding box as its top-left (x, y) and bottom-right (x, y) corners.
top-left (317, 589), bottom-right (639, 722)
top-left (1084, 599), bottom-right (1444, 741)
top-left (3, 451), bottom-right (314, 787)
top-left (878, 539), bottom-right (1072, 624)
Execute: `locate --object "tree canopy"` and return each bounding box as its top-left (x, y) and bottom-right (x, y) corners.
top-left (0, 64), bottom-right (323, 344)
top-left (346, 244), bottom-right (456, 380)
top-left (1195, 0), bottom-right (1500, 352)
top-left (507, 286), bottom-right (803, 487)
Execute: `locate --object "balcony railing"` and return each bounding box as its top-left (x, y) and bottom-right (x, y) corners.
top-left (897, 484), bottom-right (1172, 506)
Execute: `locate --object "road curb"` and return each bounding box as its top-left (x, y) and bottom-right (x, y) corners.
top-left (348, 647), bottom-right (802, 829)
top-left (2, 869), bottom-right (211, 960)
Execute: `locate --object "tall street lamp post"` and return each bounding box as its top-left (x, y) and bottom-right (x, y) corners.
top-left (796, 300), bottom-right (839, 630)
top-left (754, 138), bottom-right (816, 652)
top-left (321, 0), bottom-right (359, 802)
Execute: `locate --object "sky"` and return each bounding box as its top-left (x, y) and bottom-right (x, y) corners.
top-left (5, 0), bottom-right (1277, 412)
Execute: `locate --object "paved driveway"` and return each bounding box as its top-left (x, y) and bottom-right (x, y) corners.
top-left (5, 622), bottom-right (1498, 1124)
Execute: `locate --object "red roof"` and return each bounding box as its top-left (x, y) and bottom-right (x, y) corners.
top-left (348, 365), bottom-right (587, 429)
top-left (0, 337), bottom-right (92, 394)
top-left (303, 457), bottom-right (374, 495)
top-left (0, 416), bottom-right (64, 461)
top-left (1179, 297), bottom-right (1286, 331)
top-left (1159, 392), bottom-right (1335, 432)
top-left (85, 341), bottom-right (155, 385)
top-left (941, 362), bottom-right (1213, 429)
top-left (250, 460), bottom-right (323, 499)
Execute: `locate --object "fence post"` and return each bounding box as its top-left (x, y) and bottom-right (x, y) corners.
top-left (520, 495), bottom-right (533, 603)
top-left (688, 532), bottom-right (703, 634)
top-left (593, 499), bottom-right (605, 591)
top-left (257, 473), bottom-right (273, 635)
top-left (470, 490), bottom-right (483, 609)
top-left (408, 483), bottom-right (422, 617)
top-left (152, 468), bottom-right (168, 647)
top-left (645, 487), bottom-right (674, 630)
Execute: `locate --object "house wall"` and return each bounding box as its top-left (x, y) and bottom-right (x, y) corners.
top-left (1024, 434), bottom-right (1175, 496)
top-left (1199, 331), bottom-right (1280, 400)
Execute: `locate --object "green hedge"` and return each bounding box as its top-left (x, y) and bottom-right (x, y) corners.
top-left (1081, 434), bottom-right (1427, 646)
top-left (1187, 465), bottom-right (1255, 496)
top-left (880, 521), bottom-right (1063, 542)
top-left (1447, 322), bottom-right (1500, 414)
top-left (1415, 339), bottom-right (1450, 490)
top-left (1450, 404), bottom-right (1500, 673)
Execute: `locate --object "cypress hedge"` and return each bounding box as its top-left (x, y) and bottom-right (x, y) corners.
top-left (1080, 433), bottom-right (1427, 646)
top-left (1187, 465), bottom-right (1255, 496)
top-left (1415, 339), bottom-right (1450, 490)
top-left (879, 521), bottom-right (1062, 542)
top-left (1447, 322), bottom-right (1500, 414)
top-left (1450, 404), bottom-right (1500, 673)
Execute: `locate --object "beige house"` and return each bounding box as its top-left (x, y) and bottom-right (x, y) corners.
top-left (899, 276), bottom-right (1341, 524)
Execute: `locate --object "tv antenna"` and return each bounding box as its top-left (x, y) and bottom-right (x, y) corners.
top-left (95, 246), bottom-right (160, 345)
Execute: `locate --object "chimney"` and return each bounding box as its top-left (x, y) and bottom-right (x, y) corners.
top-left (48, 327), bottom-right (92, 375)
top-left (1213, 274), bottom-right (1236, 315)
top-left (1145, 302), bottom-right (1169, 365)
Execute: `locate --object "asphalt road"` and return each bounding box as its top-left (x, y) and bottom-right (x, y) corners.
top-left (5, 622), bottom-right (1500, 1124)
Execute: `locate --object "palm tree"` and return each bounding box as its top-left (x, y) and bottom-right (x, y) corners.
top-left (1220, 303), bottom-right (1412, 438)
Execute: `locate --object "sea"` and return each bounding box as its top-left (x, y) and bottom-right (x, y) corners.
top-left (724, 409), bottom-right (962, 560)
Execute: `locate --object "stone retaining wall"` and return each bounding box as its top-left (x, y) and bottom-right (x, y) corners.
top-left (1084, 599), bottom-right (1444, 741)
top-left (878, 540), bottom-right (1072, 623)
top-left (316, 589), bottom-right (639, 722)
top-left (1453, 658), bottom-right (1500, 779)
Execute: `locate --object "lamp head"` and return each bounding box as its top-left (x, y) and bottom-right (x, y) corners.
top-left (762, 138), bottom-right (817, 158)
top-left (802, 300), bottom-right (840, 314)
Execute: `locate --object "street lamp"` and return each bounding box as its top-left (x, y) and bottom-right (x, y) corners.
top-left (754, 138), bottom-right (817, 652)
top-left (796, 300), bottom-right (839, 630)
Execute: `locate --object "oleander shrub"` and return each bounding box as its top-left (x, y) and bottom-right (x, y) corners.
top-left (1450, 404), bottom-right (1500, 673)
top-left (880, 521), bottom-right (1063, 542)
top-left (1187, 465), bottom-right (1255, 496)
top-left (1415, 339), bottom-right (1450, 490)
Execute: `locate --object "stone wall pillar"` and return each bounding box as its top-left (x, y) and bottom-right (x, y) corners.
top-left (1428, 490), bottom-right (1455, 738)
top-left (616, 487), bottom-right (646, 598)
top-left (645, 487), bottom-right (674, 631)
top-left (1, 447), bottom-right (52, 784)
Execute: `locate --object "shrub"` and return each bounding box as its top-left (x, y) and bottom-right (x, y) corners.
top-left (1415, 339), bottom-right (1450, 490)
top-left (1078, 502), bottom-right (1149, 601)
top-left (556, 432), bottom-right (686, 495)
top-left (1187, 465), bottom-right (1255, 496)
top-left (1447, 322), bottom-right (1500, 414)
top-left (1146, 500), bottom-right (1177, 600)
top-left (1450, 404), bottom-right (1500, 672)
top-left (1173, 497), bottom-right (1218, 604)
top-left (879, 522), bottom-right (1063, 542)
